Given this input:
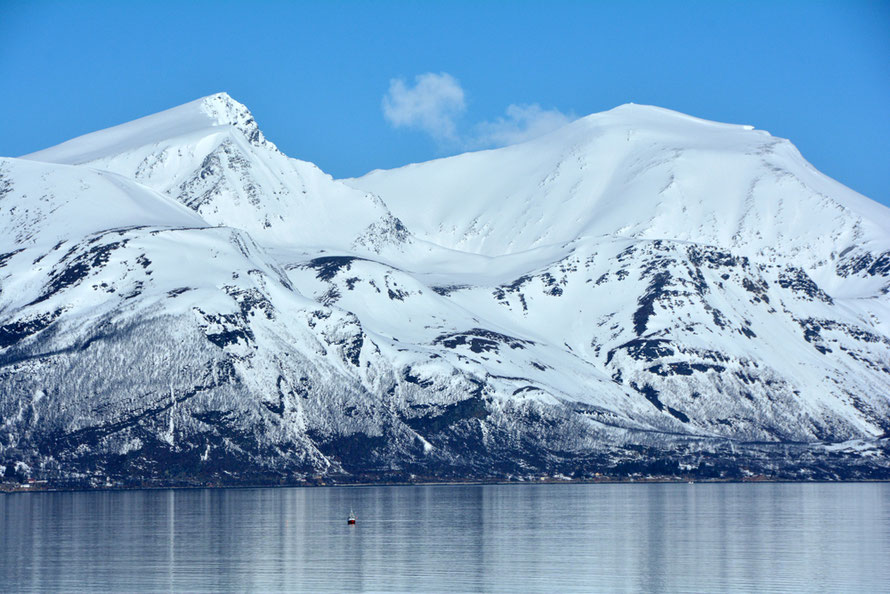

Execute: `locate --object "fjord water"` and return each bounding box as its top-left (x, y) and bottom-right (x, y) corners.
top-left (2, 483), bottom-right (888, 592)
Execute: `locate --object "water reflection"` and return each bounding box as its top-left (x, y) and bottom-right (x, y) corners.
top-left (1, 483), bottom-right (888, 592)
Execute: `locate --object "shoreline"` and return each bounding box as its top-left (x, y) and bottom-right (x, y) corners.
top-left (4, 476), bottom-right (889, 495)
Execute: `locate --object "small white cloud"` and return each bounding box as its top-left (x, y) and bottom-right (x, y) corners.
top-left (471, 104), bottom-right (574, 149)
top-left (382, 72), bottom-right (466, 143)
top-left (382, 73), bottom-right (573, 149)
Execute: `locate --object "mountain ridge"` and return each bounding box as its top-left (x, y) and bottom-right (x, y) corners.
top-left (2, 93), bottom-right (889, 488)
top-left (23, 93), bottom-right (276, 164)
top-left (349, 100), bottom-right (890, 268)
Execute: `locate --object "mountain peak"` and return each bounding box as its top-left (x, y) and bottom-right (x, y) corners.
top-left (198, 92), bottom-right (242, 117)
top-left (22, 93), bottom-right (275, 165)
top-left (578, 103), bottom-right (763, 138)
top-left (351, 102), bottom-right (888, 264)
top-left (197, 92), bottom-right (270, 148)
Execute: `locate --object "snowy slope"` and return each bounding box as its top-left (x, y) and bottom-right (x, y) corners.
top-left (343, 104), bottom-right (890, 450)
top-left (350, 104), bottom-right (890, 282)
top-left (25, 93), bottom-right (410, 255)
top-left (0, 156), bottom-right (361, 479)
top-left (3, 96), bottom-right (889, 487)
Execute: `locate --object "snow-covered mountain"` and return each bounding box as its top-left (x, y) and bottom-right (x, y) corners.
top-left (2, 94), bottom-right (888, 488)
top-left (24, 93), bottom-right (410, 255)
top-left (352, 105), bottom-right (890, 266)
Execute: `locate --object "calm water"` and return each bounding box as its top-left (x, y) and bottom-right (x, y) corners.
top-left (2, 482), bottom-right (888, 592)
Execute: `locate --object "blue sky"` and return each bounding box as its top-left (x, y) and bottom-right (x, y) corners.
top-left (2, 1), bottom-right (888, 204)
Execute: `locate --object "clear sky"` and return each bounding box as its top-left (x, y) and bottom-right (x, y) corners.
top-left (2, 1), bottom-right (888, 204)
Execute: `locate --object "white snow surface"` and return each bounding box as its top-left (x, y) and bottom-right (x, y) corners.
top-left (4, 93), bottom-right (890, 481)
top-left (349, 104), bottom-right (890, 268)
top-left (25, 93), bottom-right (407, 254)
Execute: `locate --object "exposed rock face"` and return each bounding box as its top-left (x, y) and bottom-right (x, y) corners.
top-left (2, 95), bottom-right (888, 488)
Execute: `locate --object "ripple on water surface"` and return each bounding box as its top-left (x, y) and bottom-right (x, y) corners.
top-left (1, 482), bottom-right (888, 592)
